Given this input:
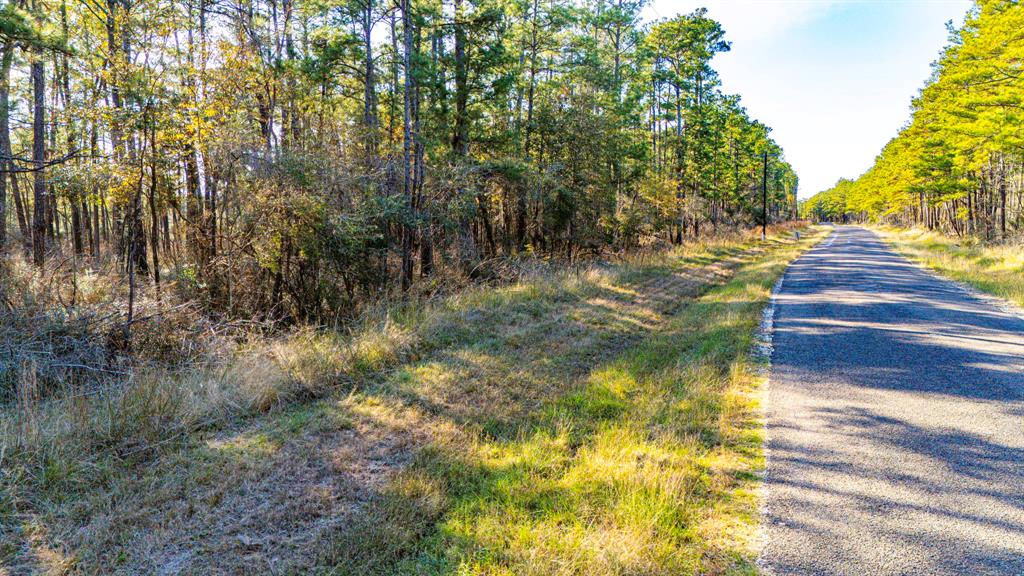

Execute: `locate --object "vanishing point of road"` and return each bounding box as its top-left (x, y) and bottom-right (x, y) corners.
top-left (762, 226), bottom-right (1024, 575)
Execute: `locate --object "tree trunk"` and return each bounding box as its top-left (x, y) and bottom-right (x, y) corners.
top-left (107, 0), bottom-right (125, 258)
top-left (999, 156), bottom-right (1007, 239)
top-left (60, 0), bottom-right (84, 256)
top-left (524, 0), bottom-right (539, 160)
top-left (195, 0), bottom-right (215, 264)
top-left (90, 123), bottom-right (101, 258)
top-left (129, 136), bottom-right (149, 277)
top-left (362, 0), bottom-right (378, 161)
top-left (31, 56), bottom-right (47, 266)
top-left (452, 0), bottom-right (469, 157)
top-left (148, 119), bottom-right (161, 291)
top-left (400, 0), bottom-right (416, 289)
top-left (388, 12), bottom-right (399, 149)
top-left (0, 40), bottom-right (12, 251)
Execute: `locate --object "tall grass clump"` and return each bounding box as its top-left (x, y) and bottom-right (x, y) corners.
top-left (0, 307), bottom-right (420, 527)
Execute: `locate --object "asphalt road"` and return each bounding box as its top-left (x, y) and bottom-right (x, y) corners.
top-left (762, 226), bottom-right (1024, 575)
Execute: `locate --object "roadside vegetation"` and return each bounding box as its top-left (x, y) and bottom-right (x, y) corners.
top-left (873, 226), bottom-right (1024, 309)
top-left (1, 223), bottom-right (823, 574)
top-left (1, 0), bottom-right (814, 571)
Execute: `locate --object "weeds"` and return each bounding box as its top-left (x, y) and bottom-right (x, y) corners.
top-left (314, 226), bottom-right (822, 576)
top-left (0, 224), bottom-right (821, 574)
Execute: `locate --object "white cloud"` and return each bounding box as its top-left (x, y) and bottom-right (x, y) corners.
top-left (644, 0), bottom-right (841, 44)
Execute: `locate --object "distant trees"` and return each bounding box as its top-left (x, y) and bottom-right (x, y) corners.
top-left (0, 0), bottom-right (796, 322)
top-left (802, 0), bottom-right (1023, 240)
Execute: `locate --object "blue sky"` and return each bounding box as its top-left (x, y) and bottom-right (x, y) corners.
top-left (644, 0), bottom-right (974, 197)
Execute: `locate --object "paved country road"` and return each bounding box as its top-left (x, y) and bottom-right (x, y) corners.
top-left (762, 226), bottom-right (1024, 575)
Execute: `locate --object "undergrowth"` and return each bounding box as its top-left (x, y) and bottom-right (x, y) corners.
top-left (315, 225), bottom-right (823, 575)
top-left (0, 223), bottom-right (822, 574)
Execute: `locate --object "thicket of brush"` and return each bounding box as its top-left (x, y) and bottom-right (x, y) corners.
top-left (0, 255), bottom-right (406, 527)
top-left (0, 0), bottom-right (801, 400)
top-left (0, 224), bottom-right (807, 501)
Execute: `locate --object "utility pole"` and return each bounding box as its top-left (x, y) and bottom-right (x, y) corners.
top-left (792, 182), bottom-right (799, 220)
top-left (761, 150), bottom-right (768, 241)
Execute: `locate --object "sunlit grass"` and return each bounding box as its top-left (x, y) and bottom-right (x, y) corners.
top-left (321, 227), bottom-right (824, 576)
top-left (874, 226), bottom-right (1024, 308)
top-left (0, 224), bottom-right (825, 574)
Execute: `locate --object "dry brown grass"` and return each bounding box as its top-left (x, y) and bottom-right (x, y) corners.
top-left (0, 223), bottom-right (821, 575)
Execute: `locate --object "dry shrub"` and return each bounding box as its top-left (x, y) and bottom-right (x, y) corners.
top-left (0, 247), bottom-right (419, 503)
top-left (0, 305), bottom-right (420, 503)
top-left (0, 252), bottom-right (264, 404)
top-left (0, 222), bottom-right (805, 462)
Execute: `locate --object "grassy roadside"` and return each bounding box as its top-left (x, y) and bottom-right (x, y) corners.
top-left (1, 224), bottom-right (826, 575)
top-left (872, 226), bottom-right (1024, 308)
top-left (325, 229), bottom-right (827, 576)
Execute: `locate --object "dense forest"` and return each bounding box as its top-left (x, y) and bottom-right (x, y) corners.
top-left (0, 0), bottom-right (796, 335)
top-left (803, 0), bottom-right (1023, 240)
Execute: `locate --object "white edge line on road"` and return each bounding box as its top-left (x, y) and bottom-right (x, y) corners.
top-left (752, 226), bottom-right (833, 574)
top-left (753, 268), bottom-right (784, 575)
